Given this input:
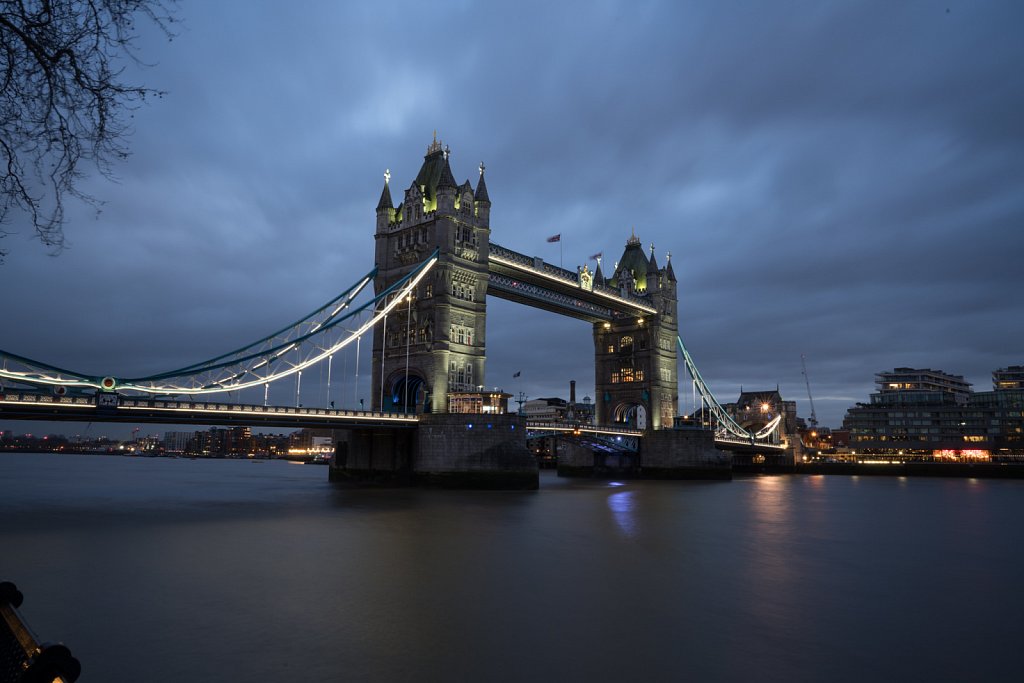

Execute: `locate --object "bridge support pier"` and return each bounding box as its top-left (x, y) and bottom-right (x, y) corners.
top-left (329, 428), bottom-right (416, 486)
top-left (329, 414), bottom-right (538, 489)
top-left (556, 428), bottom-right (731, 480)
top-left (640, 429), bottom-right (732, 479)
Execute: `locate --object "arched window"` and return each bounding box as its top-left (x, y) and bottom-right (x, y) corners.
top-left (620, 335), bottom-right (633, 351)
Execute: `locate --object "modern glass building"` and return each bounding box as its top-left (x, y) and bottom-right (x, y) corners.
top-left (843, 367), bottom-right (1024, 457)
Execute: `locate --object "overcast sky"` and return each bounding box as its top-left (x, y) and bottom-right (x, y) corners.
top-left (2, 0), bottom-right (1023, 438)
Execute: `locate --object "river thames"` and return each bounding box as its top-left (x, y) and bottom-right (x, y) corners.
top-left (2, 452), bottom-right (1022, 682)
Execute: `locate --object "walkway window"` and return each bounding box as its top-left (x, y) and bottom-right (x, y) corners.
top-left (620, 335), bottom-right (633, 351)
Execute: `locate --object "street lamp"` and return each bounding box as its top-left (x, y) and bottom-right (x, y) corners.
top-left (379, 298), bottom-right (388, 413)
top-left (404, 294), bottom-right (412, 415)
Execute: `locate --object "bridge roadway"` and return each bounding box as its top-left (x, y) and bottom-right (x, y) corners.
top-left (1, 391), bottom-right (784, 452)
top-left (0, 391), bottom-right (418, 430)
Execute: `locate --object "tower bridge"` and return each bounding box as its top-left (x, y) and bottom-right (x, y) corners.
top-left (0, 136), bottom-right (787, 487)
top-left (372, 137), bottom-right (680, 432)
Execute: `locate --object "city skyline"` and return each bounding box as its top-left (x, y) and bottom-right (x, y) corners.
top-left (2, 2), bottom-right (1023, 436)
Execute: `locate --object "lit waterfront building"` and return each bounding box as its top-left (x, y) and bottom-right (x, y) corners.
top-left (971, 367), bottom-right (1024, 452)
top-left (163, 431), bottom-right (193, 455)
top-left (843, 366), bottom-right (1024, 457)
top-left (994, 366), bottom-right (1024, 391)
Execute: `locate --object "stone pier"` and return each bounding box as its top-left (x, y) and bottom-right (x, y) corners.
top-left (557, 427), bottom-right (731, 480)
top-left (329, 414), bottom-right (538, 489)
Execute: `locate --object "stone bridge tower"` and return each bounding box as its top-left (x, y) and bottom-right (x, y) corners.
top-left (593, 234), bottom-right (678, 430)
top-left (371, 136), bottom-right (491, 413)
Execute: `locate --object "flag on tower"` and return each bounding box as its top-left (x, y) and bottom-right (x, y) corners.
top-left (589, 252), bottom-right (602, 260)
top-left (546, 234), bottom-right (561, 243)
top-left (513, 371), bottom-right (521, 378)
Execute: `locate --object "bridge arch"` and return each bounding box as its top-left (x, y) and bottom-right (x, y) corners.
top-left (388, 371), bottom-right (426, 413)
top-left (612, 402), bottom-right (648, 430)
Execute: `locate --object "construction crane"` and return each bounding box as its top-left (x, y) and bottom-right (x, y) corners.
top-left (801, 353), bottom-right (819, 430)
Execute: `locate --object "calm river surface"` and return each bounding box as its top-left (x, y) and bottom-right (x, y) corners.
top-left (2, 452), bottom-right (1023, 682)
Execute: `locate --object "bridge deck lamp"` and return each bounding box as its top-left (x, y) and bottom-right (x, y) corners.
top-left (404, 293), bottom-right (412, 414)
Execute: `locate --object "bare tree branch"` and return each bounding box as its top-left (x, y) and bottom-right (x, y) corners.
top-left (0, 0), bottom-right (177, 262)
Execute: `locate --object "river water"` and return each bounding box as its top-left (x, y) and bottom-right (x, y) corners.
top-left (1, 452), bottom-right (1022, 682)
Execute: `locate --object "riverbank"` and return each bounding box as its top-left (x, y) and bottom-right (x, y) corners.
top-left (734, 461), bottom-right (1024, 478)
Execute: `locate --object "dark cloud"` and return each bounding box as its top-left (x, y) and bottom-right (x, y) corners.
top-left (3, 0), bottom-right (1023, 437)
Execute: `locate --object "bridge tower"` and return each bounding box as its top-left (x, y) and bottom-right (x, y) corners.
top-left (593, 234), bottom-right (679, 430)
top-left (371, 135), bottom-right (491, 413)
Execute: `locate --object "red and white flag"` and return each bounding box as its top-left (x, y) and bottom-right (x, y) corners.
top-left (546, 234), bottom-right (561, 243)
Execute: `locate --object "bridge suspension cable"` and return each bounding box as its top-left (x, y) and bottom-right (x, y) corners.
top-left (0, 250), bottom-right (440, 397)
top-left (677, 336), bottom-right (784, 446)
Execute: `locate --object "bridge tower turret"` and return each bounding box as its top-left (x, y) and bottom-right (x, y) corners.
top-left (593, 235), bottom-right (678, 431)
top-left (375, 170), bottom-right (395, 233)
top-left (371, 136), bottom-right (491, 414)
top-left (475, 163), bottom-right (490, 226)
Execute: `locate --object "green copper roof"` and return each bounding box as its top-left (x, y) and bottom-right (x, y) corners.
top-left (609, 234), bottom-right (651, 293)
top-left (414, 148), bottom-right (448, 202)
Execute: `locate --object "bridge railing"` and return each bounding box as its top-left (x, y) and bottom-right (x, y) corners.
top-left (524, 421), bottom-right (643, 437)
top-left (0, 391), bottom-right (419, 423)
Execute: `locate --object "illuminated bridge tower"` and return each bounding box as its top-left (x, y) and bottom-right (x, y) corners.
top-left (371, 135), bottom-right (491, 413)
top-left (593, 234), bottom-right (679, 430)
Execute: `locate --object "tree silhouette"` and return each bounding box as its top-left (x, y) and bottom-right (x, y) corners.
top-left (0, 0), bottom-right (177, 261)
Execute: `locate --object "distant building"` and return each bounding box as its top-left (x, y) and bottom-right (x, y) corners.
top-left (873, 367), bottom-right (972, 405)
top-left (523, 397), bottom-right (568, 423)
top-left (163, 431), bottom-right (193, 455)
top-left (447, 391), bottom-right (512, 414)
top-left (721, 389), bottom-right (800, 435)
top-left (843, 366), bottom-right (1024, 456)
top-left (994, 366), bottom-right (1024, 391)
top-left (522, 381), bottom-right (594, 424)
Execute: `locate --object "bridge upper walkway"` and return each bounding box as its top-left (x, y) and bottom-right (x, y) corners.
top-left (487, 242), bottom-right (655, 322)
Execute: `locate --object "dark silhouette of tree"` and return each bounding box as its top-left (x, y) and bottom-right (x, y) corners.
top-left (0, 0), bottom-right (177, 261)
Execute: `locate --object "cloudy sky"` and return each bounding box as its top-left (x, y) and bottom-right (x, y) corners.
top-left (2, 0), bottom-right (1023, 437)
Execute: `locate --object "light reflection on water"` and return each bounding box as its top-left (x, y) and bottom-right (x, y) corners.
top-left (607, 490), bottom-right (636, 537)
top-left (2, 454), bottom-right (1024, 682)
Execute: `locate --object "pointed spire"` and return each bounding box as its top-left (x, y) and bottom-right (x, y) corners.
top-left (594, 258), bottom-right (605, 285)
top-left (665, 250), bottom-right (676, 282)
top-left (438, 152), bottom-right (457, 190)
top-left (427, 130), bottom-right (442, 154)
top-left (376, 168), bottom-right (393, 211)
top-left (647, 243), bottom-right (659, 273)
top-left (475, 161), bottom-right (490, 203)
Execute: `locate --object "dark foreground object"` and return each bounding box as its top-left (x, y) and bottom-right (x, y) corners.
top-left (0, 582), bottom-right (80, 683)
top-left (734, 462), bottom-right (1024, 478)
